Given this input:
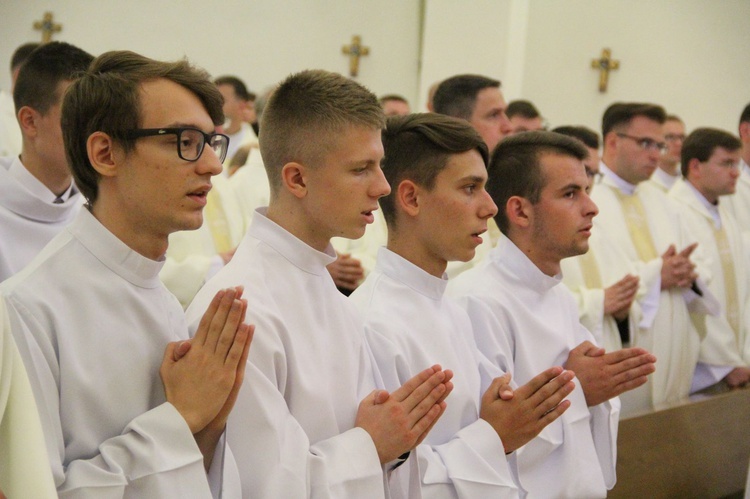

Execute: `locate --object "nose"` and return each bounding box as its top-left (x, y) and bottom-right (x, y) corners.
top-left (499, 113), bottom-right (513, 137)
top-left (371, 164), bottom-right (391, 198)
top-left (584, 191), bottom-right (599, 218)
top-left (197, 144), bottom-right (224, 177)
top-left (481, 189), bottom-right (498, 219)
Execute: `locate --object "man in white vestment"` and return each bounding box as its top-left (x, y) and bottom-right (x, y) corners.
top-left (506, 100), bottom-right (545, 135)
top-left (0, 43), bottom-right (39, 158)
top-left (0, 42), bottom-right (92, 282)
top-left (649, 115), bottom-right (686, 193)
top-left (723, 104), bottom-right (750, 234)
top-left (590, 103), bottom-right (718, 414)
top-left (555, 126), bottom-right (641, 355)
top-left (449, 131), bottom-right (657, 498)
top-left (351, 113), bottom-right (579, 497)
top-left (432, 74), bottom-right (514, 277)
top-left (668, 128), bottom-right (750, 391)
top-left (379, 94), bottom-right (411, 117)
top-left (0, 298), bottom-right (56, 498)
top-left (1, 51), bottom-right (254, 497)
top-left (186, 69), bottom-right (453, 498)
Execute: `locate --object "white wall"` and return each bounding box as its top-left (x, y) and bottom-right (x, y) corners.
top-left (0, 0), bottom-right (422, 105)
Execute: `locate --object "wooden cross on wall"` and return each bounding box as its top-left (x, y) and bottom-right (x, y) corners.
top-left (342, 35), bottom-right (369, 77)
top-left (34, 12), bottom-right (62, 43)
top-left (591, 48), bottom-right (619, 93)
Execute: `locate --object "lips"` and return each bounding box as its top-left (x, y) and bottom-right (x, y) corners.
top-left (187, 184), bottom-right (212, 205)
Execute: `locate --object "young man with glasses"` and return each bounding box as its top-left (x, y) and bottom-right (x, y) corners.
top-left (668, 128), bottom-right (750, 392)
top-left (589, 102), bottom-right (718, 415)
top-left (649, 114), bottom-right (686, 193)
top-left (1, 50), bottom-right (252, 497)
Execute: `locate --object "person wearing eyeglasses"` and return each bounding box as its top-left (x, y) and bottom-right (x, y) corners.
top-left (667, 128), bottom-right (750, 393)
top-left (589, 102), bottom-right (718, 415)
top-left (649, 114), bottom-right (686, 193)
top-left (723, 103), bottom-right (750, 236)
top-left (0, 42), bottom-right (93, 283)
top-left (0, 50), bottom-right (253, 497)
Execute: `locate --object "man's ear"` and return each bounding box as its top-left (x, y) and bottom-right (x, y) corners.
top-left (603, 131), bottom-right (618, 153)
top-left (506, 195), bottom-right (532, 229)
top-left (17, 106), bottom-right (39, 138)
top-left (87, 132), bottom-right (118, 178)
top-left (396, 179), bottom-right (420, 217)
top-left (686, 157), bottom-right (702, 180)
top-left (280, 161), bottom-right (307, 199)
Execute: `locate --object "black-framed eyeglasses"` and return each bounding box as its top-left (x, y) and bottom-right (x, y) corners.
top-left (616, 133), bottom-right (668, 154)
top-left (118, 127), bottom-right (230, 163)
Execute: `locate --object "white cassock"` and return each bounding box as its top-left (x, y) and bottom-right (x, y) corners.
top-left (0, 298), bottom-right (56, 498)
top-left (160, 175), bottom-right (246, 307)
top-left (561, 230), bottom-right (645, 354)
top-left (448, 235), bottom-right (619, 499)
top-left (350, 248), bottom-right (520, 499)
top-left (669, 179), bottom-right (750, 391)
top-left (590, 163), bottom-right (718, 413)
top-left (0, 156), bottom-right (82, 282)
top-left (185, 209), bottom-right (387, 498)
top-left (647, 167), bottom-right (679, 193)
top-left (723, 159), bottom-right (750, 235)
top-left (0, 91), bottom-right (21, 158)
top-left (0, 208), bottom-right (238, 498)
top-left (228, 147), bottom-right (271, 229)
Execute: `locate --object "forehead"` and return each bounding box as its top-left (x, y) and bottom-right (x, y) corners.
top-left (539, 152), bottom-right (587, 190)
top-left (437, 149), bottom-right (487, 183)
top-left (664, 120), bottom-right (685, 133)
top-left (217, 83), bottom-right (237, 99)
top-left (709, 146), bottom-right (741, 160)
top-left (626, 115), bottom-right (664, 136)
top-left (473, 87), bottom-right (505, 114)
top-left (138, 78), bottom-right (212, 128)
top-left (320, 125), bottom-right (383, 163)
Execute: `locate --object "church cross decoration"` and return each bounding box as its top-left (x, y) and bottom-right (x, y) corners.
top-left (342, 35), bottom-right (370, 77)
top-left (34, 12), bottom-right (62, 44)
top-left (591, 48), bottom-right (619, 93)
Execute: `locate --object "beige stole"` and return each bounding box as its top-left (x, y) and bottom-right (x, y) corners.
top-left (578, 249), bottom-right (603, 289)
top-left (714, 224), bottom-right (740, 339)
top-left (614, 189), bottom-right (658, 262)
top-left (204, 189), bottom-right (233, 253)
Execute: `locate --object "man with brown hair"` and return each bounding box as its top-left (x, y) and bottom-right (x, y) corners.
top-left (590, 102), bottom-right (717, 414)
top-left (187, 69), bottom-right (453, 498)
top-left (2, 50), bottom-right (252, 497)
top-left (649, 114), bottom-right (686, 192)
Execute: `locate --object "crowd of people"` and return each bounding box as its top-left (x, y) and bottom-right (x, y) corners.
top-left (0, 40), bottom-right (748, 498)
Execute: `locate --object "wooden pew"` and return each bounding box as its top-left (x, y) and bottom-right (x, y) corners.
top-left (609, 387), bottom-right (750, 498)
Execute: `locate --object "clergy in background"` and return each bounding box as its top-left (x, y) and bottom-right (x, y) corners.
top-left (1, 50), bottom-right (253, 497)
top-left (723, 104), bottom-right (750, 234)
top-left (0, 42), bottom-right (92, 282)
top-left (648, 114), bottom-right (685, 193)
top-left (590, 102), bottom-right (718, 414)
top-left (449, 131), bottom-right (656, 498)
top-left (352, 113), bottom-right (577, 497)
top-left (668, 128), bottom-right (750, 391)
top-left (0, 43), bottom-right (38, 158)
top-left (186, 69), bottom-right (452, 498)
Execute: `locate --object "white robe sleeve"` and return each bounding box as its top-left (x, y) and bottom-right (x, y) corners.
top-left (4, 299), bottom-right (220, 499)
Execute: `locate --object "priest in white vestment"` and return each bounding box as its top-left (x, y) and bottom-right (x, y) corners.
top-left (352, 114), bottom-right (580, 498)
top-left (647, 115), bottom-right (685, 193)
top-left (0, 43), bottom-right (38, 159)
top-left (0, 298), bottom-right (56, 498)
top-left (450, 131), bottom-right (656, 498)
top-left (186, 70), bottom-right (453, 499)
top-left (588, 103), bottom-right (718, 414)
top-left (0, 43), bottom-right (92, 282)
top-left (668, 128), bottom-right (750, 391)
top-left (2, 51), bottom-right (253, 497)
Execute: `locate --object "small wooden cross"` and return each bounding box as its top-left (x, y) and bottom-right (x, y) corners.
top-left (591, 48), bottom-right (619, 93)
top-left (342, 35), bottom-right (369, 77)
top-left (33, 12), bottom-right (62, 44)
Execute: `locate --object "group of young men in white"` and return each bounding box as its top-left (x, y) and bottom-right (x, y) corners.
top-left (0, 40), bottom-right (747, 498)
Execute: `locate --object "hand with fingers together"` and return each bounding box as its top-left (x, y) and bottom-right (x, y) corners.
top-left (565, 341), bottom-right (656, 406)
top-left (480, 367), bottom-right (576, 454)
top-left (356, 365), bottom-right (454, 464)
top-left (160, 286), bottom-right (254, 469)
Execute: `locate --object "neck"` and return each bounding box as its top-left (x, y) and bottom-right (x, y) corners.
top-left (266, 197), bottom-right (330, 252)
top-left (742, 147), bottom-right (750, 168)
top-left (19, 148), bottom-right (72, 196)
top-left (689, 179), bottom-right (718, 205)
top-left (91, 198), bottom-right (168, 261)
top-left (387, 228), bottom-right (447, 278)
top-left (509, 232), bottom-right (560, 277)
